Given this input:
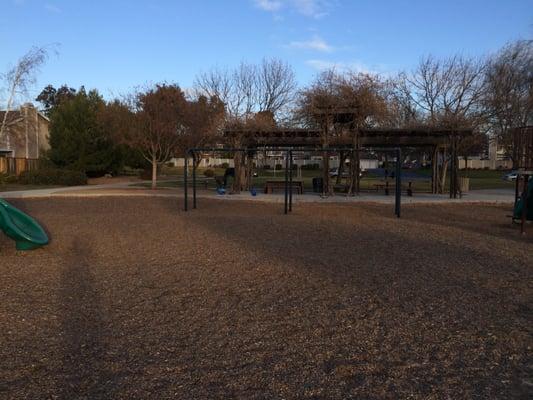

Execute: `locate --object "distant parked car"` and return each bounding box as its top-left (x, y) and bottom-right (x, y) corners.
top-left (503, 171), bottom-right (519, 181)
top-left (329, 168), bottom-right (362, 178)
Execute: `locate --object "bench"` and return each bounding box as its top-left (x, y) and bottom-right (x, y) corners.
top-left (264, 180), bottom-right (303, 194)
top-left (374, 181), bottom-right (414, 196)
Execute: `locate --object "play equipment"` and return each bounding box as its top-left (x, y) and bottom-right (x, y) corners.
top-left (513, 178), bottom-right (533, 221)
top-left (511, 126), bottom-right (533, 234)
top-left (0, 198), bottom-right (49, 250)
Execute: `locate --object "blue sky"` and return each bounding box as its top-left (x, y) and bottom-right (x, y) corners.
top-left (2, 0), bottom-right (532, 100)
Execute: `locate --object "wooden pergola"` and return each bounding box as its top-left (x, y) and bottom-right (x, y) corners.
top-left (225, 127), bottom-right (470, 148)
top-left (224, 127), bottom-right (472, 198)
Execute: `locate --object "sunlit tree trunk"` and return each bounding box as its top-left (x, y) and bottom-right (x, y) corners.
top-left (151, 154), bottom-right (157, 190)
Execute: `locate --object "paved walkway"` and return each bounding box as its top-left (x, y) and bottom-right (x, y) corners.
top-left (0, 182), bottom-right (515, 204)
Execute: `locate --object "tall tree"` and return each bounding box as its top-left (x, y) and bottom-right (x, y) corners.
top-left (194, 58), bottom-right (296, 193)
top-left (110, 84), bottom-right (187, 189)
top-left (396, 55), bottom-right (487, 192)
top-left (297, 70), bottom-right (388, 195)
top-left (48, 88), bottom-right (122, 175)
top-left (484, 40), bottom-right (533, 167)
top-left (297, 69), bottom-right (341, 196)
top-left (335, 72), bottom-right (388, 194)
top-left (1, 46), bottom-right (48, 150)
top-left (36, 84), bottom-right (77, 116)
top-left (194, 58), bottom-right (296, 120)
top-left (179, 95), bottom-right (225, 162)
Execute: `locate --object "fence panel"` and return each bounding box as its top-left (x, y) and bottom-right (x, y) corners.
top-left (0, 157), bottom-right (39, 176)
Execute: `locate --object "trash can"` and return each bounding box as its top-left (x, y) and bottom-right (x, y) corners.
top-left (312, 177), bottom-right (323, 193)
top-left (459, 177), bottom-right (470, 193)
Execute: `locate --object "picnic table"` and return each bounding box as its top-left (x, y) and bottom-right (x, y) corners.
top-left (264, 180), bottom-right (303, 194)
top-left (374, 181), bottom-right (414, 196)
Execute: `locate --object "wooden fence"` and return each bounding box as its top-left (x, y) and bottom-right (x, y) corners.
top-left (0, 157), bottom-right (39, 176)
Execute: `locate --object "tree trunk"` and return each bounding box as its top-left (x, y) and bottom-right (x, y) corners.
top-left (322, 150), bottom-right (331, 196)
top-left (431, 146), bottom-right (439, 194)
top-left (244, 152), bottom-right (254, 190)
top-left (232, 152), bottom-right (242, 194)
top-left (151, 155), bottom-right (157, 190)
top-left (336, 151), bottom-right (346, 185)
top-left (231, 151), bottom-right (246, 194)
top-left (438, 148), bottom-right (448, 194)
top-left (321, 120), bottom-right (333, 196)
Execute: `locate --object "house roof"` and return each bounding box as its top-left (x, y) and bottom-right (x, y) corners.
top-left (0, 109), bottom-right (49, 125)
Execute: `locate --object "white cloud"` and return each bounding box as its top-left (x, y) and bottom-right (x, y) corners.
top-left (292, 0), bottom-right (328, 18)
top-left (287, 35), bottom-right (333, 52)
top-left (254, 0), bottom-right (282, 12)
top-left (253, 0), bottom-right (331, 19)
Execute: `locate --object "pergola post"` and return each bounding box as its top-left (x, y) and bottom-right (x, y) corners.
top-left (192, 151), bottom-right (197, 209)
top-left (395, 148), bottom-right (401, 218)
top-left (184, 151), bottom-right (188, 211)
top-left (289, 150), bottom-right (293, 212)
top-left (284, 150), bottom-right (289, 215)
top-left (521, 174), bottom-right (529, 235)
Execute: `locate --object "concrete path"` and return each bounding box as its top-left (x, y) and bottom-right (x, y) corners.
top-left (0, 182), bottom-right (515, 204)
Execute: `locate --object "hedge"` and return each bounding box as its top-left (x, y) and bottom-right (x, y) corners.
top-left (17, 168), bottom-right (88, 186)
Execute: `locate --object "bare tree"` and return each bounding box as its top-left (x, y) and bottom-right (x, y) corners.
top-left (256, 58), bottom-right (297, 118)
top-left (194, 58), bottom-right (296, 193)
top-left (179, 95), bottom-right (226, 165)
top-left (335, 72), bottom-right (388, 194)
top-left (1, 46), bottom-right (48, 150)
top-left (484, 40), bottom-right (533, 167)
top-left (397, 55), bottom-right (487, 192)
top-left (297, 69), bottom-right (388, 195)
top-left (194, 58), bottom-right (296, 120)
top-left (297, 69), bottom-right (340, 196)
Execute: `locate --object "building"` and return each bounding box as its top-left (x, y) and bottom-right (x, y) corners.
top-left (0, 103), bottom-right (50, 174)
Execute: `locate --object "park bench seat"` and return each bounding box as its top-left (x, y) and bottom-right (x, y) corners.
top-left (264, 180), bottom-right (303, 194)
top-left (374, 181), bottom-right (414, 196)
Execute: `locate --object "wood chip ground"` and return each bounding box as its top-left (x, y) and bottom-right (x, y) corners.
top-left (0, 198), bottom-right (531, 399)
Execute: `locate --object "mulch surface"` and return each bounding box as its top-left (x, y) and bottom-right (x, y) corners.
top-left (0, 197), bottom-right (531, 399)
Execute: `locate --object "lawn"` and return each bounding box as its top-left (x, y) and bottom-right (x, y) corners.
top-left (0, 183), bottom-right (61, 192)
top-left (140, 167), bottom-right (515, 192)
top-left (0, 197), bottom-right (530, 399)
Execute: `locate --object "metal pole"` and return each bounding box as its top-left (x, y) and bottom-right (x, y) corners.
top-left (521, 175), bottom-right (529, 235)
top-left (284, 150), bottom-right (289, 215)
top-left (454, 138), bottom-right (459, 199)
top-left (514, 173), bottom-right (520, 212)
top-left (192, 152), bottom-right (197, 209)
top-left (184, 152), bottom-right (188, 211)
top-left (289, 150), bottom-right (293, 212)
top-left (395, 148), bottom-right (401, 218)
top-left (449, 137), bottom-right (456, 199)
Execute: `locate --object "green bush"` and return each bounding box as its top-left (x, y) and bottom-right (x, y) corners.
top-left (0, 173), bottom-right (18, 184)
top-left (203, 169), bottom-right (215, 178)
top-left (17, 168), bottom-right (88, 186)
top-left (221, 162), bottom-right (229, 169)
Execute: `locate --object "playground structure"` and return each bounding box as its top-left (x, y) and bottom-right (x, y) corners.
top-left (184, 146), bottom-right (403, 217)
top-left (0, 198), bottom-right (49, 250)
top-left (512, 126), bottom-right (533, 234)
top-left (183, 126), bottom-right (471, 216)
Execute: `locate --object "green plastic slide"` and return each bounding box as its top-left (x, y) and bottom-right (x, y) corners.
top-left (0, 198), bottom-right (49, 250)
top-left (513, 179), bottom-right (533, 221)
